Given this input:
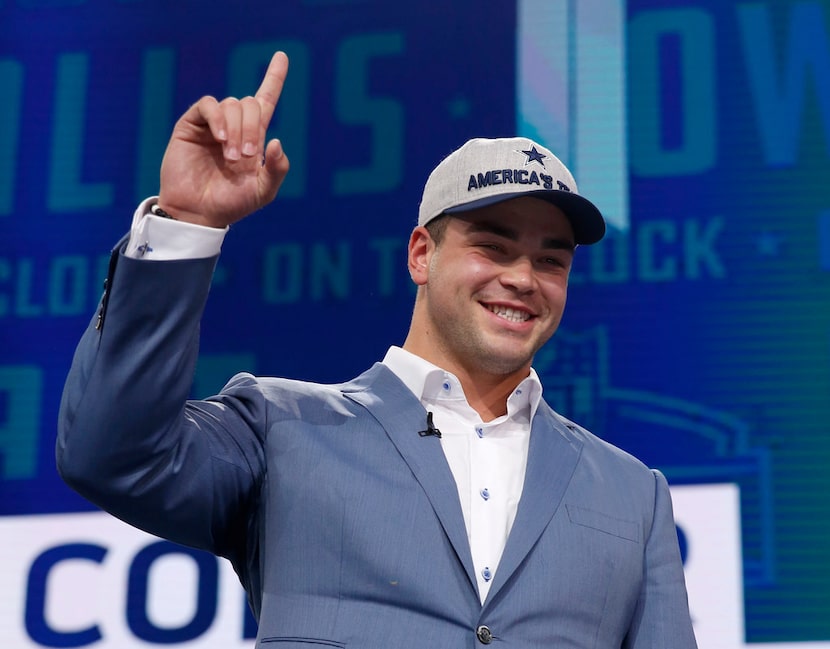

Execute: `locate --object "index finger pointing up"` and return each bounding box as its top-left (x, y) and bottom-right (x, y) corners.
top-left (255, 51), bottom-right (289, 128)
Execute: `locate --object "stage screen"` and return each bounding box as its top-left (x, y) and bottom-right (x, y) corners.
top-left (1, 0), bottom-right (829, 646)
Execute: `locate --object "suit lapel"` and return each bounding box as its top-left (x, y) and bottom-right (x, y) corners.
top-left (341, 364), bottom-right (480, 598)
top-left (483, 404), bottom-right (583, 606)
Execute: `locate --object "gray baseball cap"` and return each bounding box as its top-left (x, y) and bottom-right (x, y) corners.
top-left (418, 137), bottom-right (606, 245)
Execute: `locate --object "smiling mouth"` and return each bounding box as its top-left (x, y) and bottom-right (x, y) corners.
top-left (485, 304), bottom-right (532, 323)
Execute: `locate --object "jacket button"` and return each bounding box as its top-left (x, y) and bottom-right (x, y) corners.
top-left (476, 625), bottom-right (493, 644)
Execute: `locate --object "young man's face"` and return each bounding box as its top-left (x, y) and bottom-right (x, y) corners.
top-left (410, 196), bottom-right (576, 380)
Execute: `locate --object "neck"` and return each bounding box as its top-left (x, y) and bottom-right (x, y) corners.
top-left (401, 338), bottom-right (528, 422)
top-left (452, 368), bottom-right (525, 422)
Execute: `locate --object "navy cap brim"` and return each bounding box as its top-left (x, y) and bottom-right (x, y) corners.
top-left (443, 189), bottom-right (606, 245)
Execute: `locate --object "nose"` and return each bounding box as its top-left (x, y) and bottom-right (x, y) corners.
top-left (499, 257), bottom-right (536, 293)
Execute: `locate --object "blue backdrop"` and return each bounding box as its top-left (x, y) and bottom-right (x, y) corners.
top-left (2, 0), bottom-right (829, 644)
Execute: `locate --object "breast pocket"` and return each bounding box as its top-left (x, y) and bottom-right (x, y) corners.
top-left (259, 637), bottom-right (345, 648)
top-left (565, 504), bottom-right (641, 543)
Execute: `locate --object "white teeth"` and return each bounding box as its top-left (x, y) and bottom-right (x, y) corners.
top-left (487, 305), bottom-right (530, 322)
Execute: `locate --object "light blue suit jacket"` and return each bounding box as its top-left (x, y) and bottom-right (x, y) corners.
top-left (57, 248), bottom-right (697, 648)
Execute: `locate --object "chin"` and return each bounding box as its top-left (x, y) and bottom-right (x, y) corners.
top-left (476, 350), bottom-right (534, 376)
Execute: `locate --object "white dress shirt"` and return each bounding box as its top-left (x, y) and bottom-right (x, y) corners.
top-left (126, 202), bottom-right (543, 603)
top-left (382, 346), bottom-right (542, 602)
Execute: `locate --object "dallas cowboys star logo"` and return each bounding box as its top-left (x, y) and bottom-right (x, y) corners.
top-left (520, 145), bottom-right (547, 167)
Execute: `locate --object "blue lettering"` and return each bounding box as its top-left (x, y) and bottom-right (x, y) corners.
top-left (684, 217), bottom-right (725, 279)
top-left (737, 2), bottom-right (830, 166)
top-left (135, 48), bottom-right (176, 201)
top-left (49, 256), bottom-right (88, 316)
top-left (629, 9), bottom-right (716, 176)
top-left (820, 211), bottom-right (830, 271)
top-left (262, 243), bottom-right (303, 304)
top-left (25, 543), bottom-right (106, 647)
top-left (15, 258), bottom-right (44, 317)
top-left (126, 541), bottom-right (218, 644)
top-left (310, 242), bottom-right (350, 300)
top-left (334, 32), bottom-right (405, 195)
top-left (243, 597), bottom-right (258, 639)
top-left (570, 229), bottom-right (630, 285)
top-left (48, 53), bottom-right (114, 211)
top-left (0, 258), bottom-right (9, 316)
top-left (676, 524), bottom-right (689, 564)
top-left (0, 365), bottom-right (41, 479)
top-left (369, 238), bottom-right (404, 297)
top-left (0, 59), bottom-right (22, 216)
top-left (638, 221), bottom-right (677, 281)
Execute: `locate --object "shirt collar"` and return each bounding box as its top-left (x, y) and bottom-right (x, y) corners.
top-left (382, 346), bottom-right (543, 423)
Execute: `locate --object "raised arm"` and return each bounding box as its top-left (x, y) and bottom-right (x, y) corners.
top-left (56, 54), bottom-right (293, 557)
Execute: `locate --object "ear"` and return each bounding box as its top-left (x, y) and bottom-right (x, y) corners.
top-left (407, 226), bottom-right (434, 286)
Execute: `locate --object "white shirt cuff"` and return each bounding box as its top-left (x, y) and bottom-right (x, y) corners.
top-left (124, 197), bottom-right (228, 260)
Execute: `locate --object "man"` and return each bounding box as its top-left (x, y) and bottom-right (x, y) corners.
top-left (57, 52), bottom-right (697, 647)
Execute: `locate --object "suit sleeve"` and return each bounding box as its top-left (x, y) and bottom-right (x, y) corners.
top-left (56, 243), bottom-right (267, 560)
top-left (624, 470), bottom-right (698, 648)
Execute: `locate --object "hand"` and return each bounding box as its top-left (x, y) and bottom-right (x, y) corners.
top-left (157, 52), bottom-right (290, 228)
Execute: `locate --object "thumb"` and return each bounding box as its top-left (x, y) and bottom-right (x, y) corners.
top-left (259, 138), bottom-right (290, 203)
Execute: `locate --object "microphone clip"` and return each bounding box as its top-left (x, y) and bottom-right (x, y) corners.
top-left (418, 411), bottom-right (442, 438)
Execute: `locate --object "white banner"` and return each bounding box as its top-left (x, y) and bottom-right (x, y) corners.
top-left (0, 512), bottom-right (252, 648)
top-left (2, 485), bottom-right (829, 647)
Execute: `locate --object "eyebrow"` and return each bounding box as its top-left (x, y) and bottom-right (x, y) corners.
top-left (465, 219), bottom-right (576, 252)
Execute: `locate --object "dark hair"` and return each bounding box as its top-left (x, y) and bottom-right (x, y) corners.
top-left (425, 213), bottom-right (450, 245)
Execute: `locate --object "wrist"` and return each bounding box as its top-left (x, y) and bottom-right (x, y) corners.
top-left (152, 199), bottom-right (224, 229)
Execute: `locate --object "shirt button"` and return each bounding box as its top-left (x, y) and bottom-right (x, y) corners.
top-left (442, 381), bottom-right (451, 392)
top-left (481, 567), bottom-right (492, 581)
top-left (480, 488), bottom-right (490, 500)
top-left (475, 426), bottom-right (484, 438)
top-left (476, 625), bottom-right (493, 644)
top-left (515, 388), bottom-right (522, 395)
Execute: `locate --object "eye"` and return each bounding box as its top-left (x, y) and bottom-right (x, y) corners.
top-left (477, 242), bottom-right (505, 254)
top-left (539, 254), bottom-right (571, 270)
